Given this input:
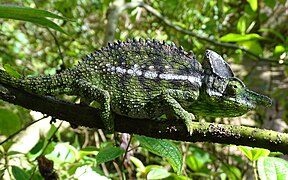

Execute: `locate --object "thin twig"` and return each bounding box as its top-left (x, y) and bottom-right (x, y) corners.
top-left (0, 116), bottom-right (48, 145)
top-left (123, 2), bottom-right (286, 65)
top-left (29, 121), bottom-right (63, 180)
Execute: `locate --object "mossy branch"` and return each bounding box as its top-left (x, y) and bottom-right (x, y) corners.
top-left (0, 82), bottom-right (287, 154)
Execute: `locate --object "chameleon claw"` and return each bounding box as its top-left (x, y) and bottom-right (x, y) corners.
top-left (185, 113), bottom-right (195, 136)
top-left (186, 124), bottom-right (193, 136)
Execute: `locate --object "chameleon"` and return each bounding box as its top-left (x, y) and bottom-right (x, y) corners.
top-left (0, 38), bottom-right (272, 135)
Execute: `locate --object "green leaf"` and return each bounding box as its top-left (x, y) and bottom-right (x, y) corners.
top-left (136, 135), bottom-right (183, 175)
top-left (221, 164), bottom-right (242, 180)
top-left (0, 108), bottom-right (21, 136)
top-left (259, 28), bottom-right (285, 42)
top-left (0, 4), bottom-right (68, 34)
top-left (238, 146), bottom-right (270, 161)
top-left (237, 16), bottom-right (247, 34)
top-left (78, 146), bottom-right (98, 160)
top-left (96, 146), bottom-right (125, 165)
top-left (130, 156), bottom-right (146, 173)
top-left (28, 140), bottom-right (45, 160)
top-left (186, 146), bottom-right (211, 172)
top-left (279, 0), bottom-right (286, 5)
top-left (7, 151), bottom-right (23, 156)
top-left (264, 0), bottom-right (276, 8)
top-left (247, 0), bottom-right (258, 11)
top-left (0, 4), bottom-right (67, 20)
top-left (257, 157), bottom-right (288, 180)
top-left (186, 154), bottom-right (207, 172)
top-left (74, 165), bottom-right (108, 179)
top-left (45, 143), bottom-right (77, 164)
top-left (220, 33), bottom-right (261, 42)
top-left (54, 0), bottom-right (77, 18)
top-left (147, 167), bottom-right (171, 180)
top-left (166, 173), bottom-right (193, 180)
top-left (3, 64), bottom-right (21, 78)
top-left (238, 40), bottom-right (263, 55)
top-left (12, 166), bottom-right (30, 180)
top-left (274, 45), bottom-right (285, 55)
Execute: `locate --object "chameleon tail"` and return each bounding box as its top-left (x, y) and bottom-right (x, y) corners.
top-left (0, 69), bottom-right (74, 95)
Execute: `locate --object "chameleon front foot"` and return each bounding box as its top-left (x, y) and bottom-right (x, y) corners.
top-left (183, 112), bottom-right (195, 136)
top-left (75, 79), bottom-right (114, 133)
top-left (156, 91), bottom-right (197, 136)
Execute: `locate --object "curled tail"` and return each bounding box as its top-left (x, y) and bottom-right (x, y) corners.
top-left (0, 69), bottom-right (74, 95)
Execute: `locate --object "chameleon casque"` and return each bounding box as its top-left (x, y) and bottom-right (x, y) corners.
top-left (0, 38), bottom-right (272, 135)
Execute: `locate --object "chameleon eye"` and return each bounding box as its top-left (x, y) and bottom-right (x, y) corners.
top-left (224, 84), bottom-right (236, 96)
top-left (232, 84), bottom-right (238, 89)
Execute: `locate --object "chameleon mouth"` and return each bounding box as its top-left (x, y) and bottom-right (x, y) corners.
top-left (223, 89), bottom-right (272, 115)
top-left (227, 89), bottom-right (272, 112)
top-left (244, 89), bottom-right (272, 108)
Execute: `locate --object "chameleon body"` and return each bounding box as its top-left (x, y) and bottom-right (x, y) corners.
top-left (0, 38), bottom-right (272, 134)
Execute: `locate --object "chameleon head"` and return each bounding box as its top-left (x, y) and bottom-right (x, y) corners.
top-left (190, 50), bottom-right (272, 117)
top-left (216, 77), bottom-right (271, 116)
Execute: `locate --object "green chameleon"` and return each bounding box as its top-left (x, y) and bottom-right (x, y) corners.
top-left (0, 38), bottom-right (272, 135)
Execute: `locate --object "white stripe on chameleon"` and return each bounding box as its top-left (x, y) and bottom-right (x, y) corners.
top-left (148, 66), bottom-right (155, 70)
top-left (136, 70), bottom-right (143, 76)
top-left (115, 66), bottom-right (126, 74)
top-left (159, 73), bottom-right (187, 80)
top-left (188, 76), bottom-right (202, 85)
top-left (144, 71), bottom-right (158, 79)
top-left (105, 64), bottom-right (201, 84)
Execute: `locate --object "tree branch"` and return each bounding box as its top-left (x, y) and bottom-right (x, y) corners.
top-left (104, 0), bottom-right (125, 44)
top-left (0, 82), bottom-right (287, 154)
top-left (122, 2), bottom-right (286, 65)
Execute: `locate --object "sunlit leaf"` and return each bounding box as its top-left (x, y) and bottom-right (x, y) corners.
top-left (74, 165), bottom-right (109, 179)
top-left (78, 146), bottom-right (98, 160)
top-left (45, 143), bottom-right (77, 164)
top-left (274, 45), bottom-right (285, 55)
top-left (247, 0), bottom-right (258, 11)
top-left (220, 33), bottom-right (261, 42)
top-left (147, 167), bottom-right (171, 180)
top-left (28, 140), bottom-right (45, 160)
top-left (3, 64), bottom-right (21, 78)
top-left (257, 157), bottom-right (288, 180)
top-left (238, 40), bottom-right (263, 55)
top-left (237, 16), bottom-right (247, 34)
top-left (130, 156), bottom-right (146, 173)
top-left (238, 146), bottom-right (270, 161)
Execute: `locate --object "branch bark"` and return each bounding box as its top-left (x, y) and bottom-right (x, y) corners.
top-left (0, 82), bottom-right (287, 154)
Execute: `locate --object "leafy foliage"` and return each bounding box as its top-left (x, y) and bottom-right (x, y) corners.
top-left (136, 135), bottom-right (183, 175)
top-left (238, 146), bottom-right (270, 161)
top-left (95, 146), bottom-right (125, 165)
top-left (258, 157), bottom-right (288, 180)
top-left (0, 0), bottom-right (287, 179)
top-left (0, 4), bottom-right (68, 34)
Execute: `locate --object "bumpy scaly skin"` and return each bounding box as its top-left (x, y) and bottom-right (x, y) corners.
top-left (0, 38), bottom-right (272, 135)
